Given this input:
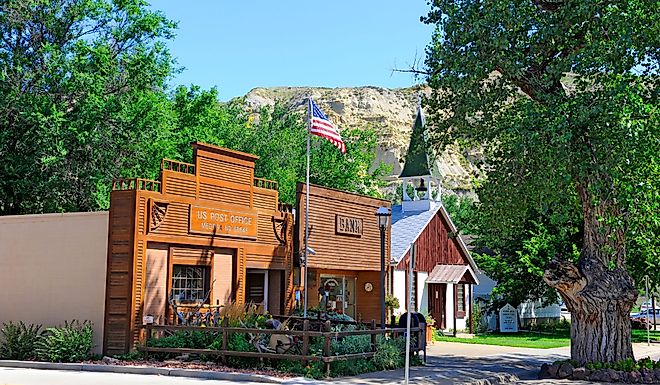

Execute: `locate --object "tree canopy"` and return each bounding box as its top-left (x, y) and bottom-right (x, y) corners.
top-left (422, 0), bottom-right (659, 363)
top-left (0, 0), bottom-right (176, 214)
top-left (0, 0), bottom-right (387, 215)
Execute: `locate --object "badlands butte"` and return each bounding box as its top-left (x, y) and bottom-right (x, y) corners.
top-left (241, 86), bottom-right (481, 196)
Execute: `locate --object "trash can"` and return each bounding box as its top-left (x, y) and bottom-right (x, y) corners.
top-left (398, 312), bottom-right (427, 362)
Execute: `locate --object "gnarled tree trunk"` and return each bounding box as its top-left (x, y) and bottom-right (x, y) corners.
top-left (544, 183), bottom-right (637, 365)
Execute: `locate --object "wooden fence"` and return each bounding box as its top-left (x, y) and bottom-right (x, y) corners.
top-left (139, 320), bottom-right (423, 376)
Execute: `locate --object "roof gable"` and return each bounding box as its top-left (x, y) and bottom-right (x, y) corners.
top-left (390, 202), bottom-right (478, 274)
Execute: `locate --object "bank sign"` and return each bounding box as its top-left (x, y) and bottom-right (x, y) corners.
top-left (189, 205), bottom-right (258, 239)
top-left (336, 214), bottom-right (363, 237)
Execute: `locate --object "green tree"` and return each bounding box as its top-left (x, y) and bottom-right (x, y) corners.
top-left (422, 0), bottom-right (659, 364)
top-left (0, 0), bottom-right (177, 214)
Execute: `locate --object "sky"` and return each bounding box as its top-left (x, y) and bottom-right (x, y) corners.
top-left (149, 1), bottom-right (435, 101)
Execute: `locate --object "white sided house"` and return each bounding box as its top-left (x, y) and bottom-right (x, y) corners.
top-left (389, 106), bottom-right (479, 333)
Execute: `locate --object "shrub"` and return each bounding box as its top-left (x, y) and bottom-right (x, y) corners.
top-left (372, 336), bottom-right (405, 370)
top-left (470, 303), bottom-right (484, 333)
top-left (226, 332), bottom-right (260, 368)
top-left (0, 321), bottom-right (44, 360)
top-left (36, 320), bottom-right (94, 363)
top-left (638, 357), bottom-right (654, 370)
top-left (385, 295), bottom-right (400, 312)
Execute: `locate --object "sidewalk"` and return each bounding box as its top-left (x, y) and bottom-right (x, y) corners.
top-left (293, 342), bottom-right (569, 385)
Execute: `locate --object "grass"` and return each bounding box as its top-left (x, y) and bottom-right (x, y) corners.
top-left (632, 329), bottom-right (660, 343)
top-left (434, 329), bottom-right (660, 349)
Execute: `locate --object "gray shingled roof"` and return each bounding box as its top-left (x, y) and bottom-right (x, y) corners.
top-left (390, 202), bottom-right (480, 281)
top-left (390, 201), bottom-right (442, 263)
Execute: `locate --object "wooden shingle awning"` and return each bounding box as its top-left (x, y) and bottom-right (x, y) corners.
top-left (425, 264), bottom-right (479, 284)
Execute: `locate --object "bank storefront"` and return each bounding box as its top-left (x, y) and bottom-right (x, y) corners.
top-left (295, 184), bottom-right (391, 323)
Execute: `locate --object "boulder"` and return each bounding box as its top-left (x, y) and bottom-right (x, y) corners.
top-left (101, 356), bottom-right (119, 364)
top-left (590, 369), bottom-right (618, 382)
top-left (538, 363), bottom-right (552, 379)
top-left (653, 369), bottom-right (660, 382)
top-left (571, 367), bottom-right (588, 380)
top-left (608, 369), bottom-right (622, 382)
top-left (548, 364), bottom-right (560, 378)
top-left (641, 368), bottom-right (655, 383)
top-left (628, 370), bottom-right (642, 383)
top-left (558, 363), bottom-right (574, 378)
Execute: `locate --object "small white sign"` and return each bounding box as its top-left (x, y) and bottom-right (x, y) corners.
top-left (499, 303), bottom-right (519, 332)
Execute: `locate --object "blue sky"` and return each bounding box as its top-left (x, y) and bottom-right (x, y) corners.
top-left (149, 1), bottom-right (434, 100)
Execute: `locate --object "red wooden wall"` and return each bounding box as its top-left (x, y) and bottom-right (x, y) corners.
top-left (395, 209), bottom-right (469, 272)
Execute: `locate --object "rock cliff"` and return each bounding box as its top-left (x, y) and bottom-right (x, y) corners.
top-left (243, 86), bottom-right (481, 194)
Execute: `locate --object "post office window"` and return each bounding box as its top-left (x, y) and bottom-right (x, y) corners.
top-left (171, 265), bottom-right (210, 304)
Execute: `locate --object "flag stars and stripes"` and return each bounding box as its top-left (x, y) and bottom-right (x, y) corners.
top-left (310, 99), bottom-right (346, 153)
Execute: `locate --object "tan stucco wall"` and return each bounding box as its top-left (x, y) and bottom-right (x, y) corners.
top-left (0, 211), bottom-right (108, 354)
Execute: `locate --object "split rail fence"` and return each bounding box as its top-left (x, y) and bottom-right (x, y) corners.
top-left (139, 320), bottom-right (424, 376)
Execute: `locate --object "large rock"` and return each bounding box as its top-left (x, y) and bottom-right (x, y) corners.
top-left (557, 363), bottom-right (574, 378)
top-left (538, 363), bottom-right (552, 379)
top-left (641, 368), bottom-right (655, 383)
top-left (590, 368), bottom-right (621, 382)
top-left (628, 370), bottom-right (643, 383)
top-left (571, 367), bottom-right (589, 380)
top-left (242, 86), bottom-right (483, 196)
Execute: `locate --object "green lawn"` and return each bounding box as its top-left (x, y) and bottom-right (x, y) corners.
top-left (632, 329), bottom-right (660, 343)
top-left (434, 329), bottom-right (660, 349)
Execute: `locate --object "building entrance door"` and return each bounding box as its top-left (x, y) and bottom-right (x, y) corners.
top-left (428, 283), bottom-right (446, 329)
top-left (319, 274), bottom-right (356, 319)
top-left (246, 269), bottom-right (268, 310)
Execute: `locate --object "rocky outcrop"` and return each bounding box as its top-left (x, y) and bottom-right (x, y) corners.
top-left (242, 86), bottom-right (481, 194)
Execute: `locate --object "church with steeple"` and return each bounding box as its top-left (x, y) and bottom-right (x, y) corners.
top-left (389, 105), bottom-right (479, 333)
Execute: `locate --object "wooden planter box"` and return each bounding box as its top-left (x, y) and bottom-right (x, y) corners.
top-left (426, 324), bottom-right (434, 344)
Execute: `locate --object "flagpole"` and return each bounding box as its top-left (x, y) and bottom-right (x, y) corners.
top-left (304, 96), bottom-right (311, 318)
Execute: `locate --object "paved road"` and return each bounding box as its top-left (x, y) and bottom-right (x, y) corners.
top-left (2, 342), bottom-right (660, 385)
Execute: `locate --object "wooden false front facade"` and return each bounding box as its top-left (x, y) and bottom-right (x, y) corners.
top-left (103, 143), bottom-right (294, 355)
top-left (295, 183), bottom-right (391, 323)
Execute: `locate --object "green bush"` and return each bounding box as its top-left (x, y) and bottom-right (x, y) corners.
top-left (0, 321), bottom-right (44, 360)
top-left (372, 336), bottom-right (406, 370)
top-left (385, 295), bottom-right (400, 311)
top-left (36, 320), bottom-right (93, 363)
top-left (583, 357), bottom-right (660, 372)
top-left (225, 332), bottom-right (260, 368)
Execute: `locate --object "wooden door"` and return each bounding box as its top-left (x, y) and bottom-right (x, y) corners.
top-left (428, 283), bottom-right (446, 329)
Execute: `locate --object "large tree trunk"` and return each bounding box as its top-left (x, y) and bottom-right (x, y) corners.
top-left (544, 183), bottom-right (637, 365)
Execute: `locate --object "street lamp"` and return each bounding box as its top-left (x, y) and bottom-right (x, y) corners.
top-left (375, 206), bottom-right (392, 329)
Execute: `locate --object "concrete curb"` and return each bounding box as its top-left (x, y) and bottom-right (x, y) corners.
top-left (0, 360), bottom-right (284, 383)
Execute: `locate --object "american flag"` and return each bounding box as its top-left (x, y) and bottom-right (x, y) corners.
top-left (310, 98), bottom-right (346, 153)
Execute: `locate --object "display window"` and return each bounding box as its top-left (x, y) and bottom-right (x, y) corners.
top-left (319, 274), bottom-right (356, 318)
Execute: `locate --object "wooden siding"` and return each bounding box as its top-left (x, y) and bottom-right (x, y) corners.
top-left (198, 182), bottom-right (249, 206)
top-left (198, 156), bottom-right (252, 185)
top-left (396, 210), bottom-right (470, 272)
top-left (296, 184), bottom-right (391, 272)
top-left (253, 188), bottom-right (277, 211)
top-left (105, 143), bottom-right (294, 355)
top-left (356, 271), bottom-right (382, 322)
top-left (171, 246), bottom-right (213, 262)
top-left (103, 191), bottom-right (136, 355)
top-left (163, 172), bottom-right (196, 198)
